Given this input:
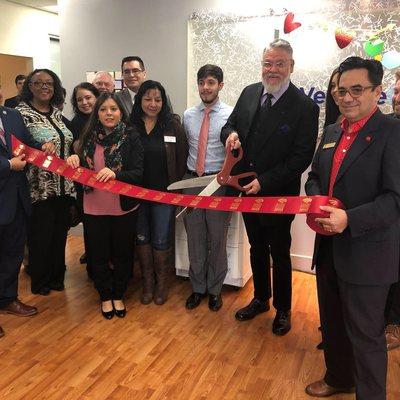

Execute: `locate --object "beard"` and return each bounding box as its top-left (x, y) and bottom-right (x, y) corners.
top-left (262, 73), bottom-right (290, 93)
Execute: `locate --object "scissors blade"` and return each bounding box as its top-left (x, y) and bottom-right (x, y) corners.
top-left (167, 174), bottom-right (216, 190)
top-left (175, 177), bottom-right (222, 218)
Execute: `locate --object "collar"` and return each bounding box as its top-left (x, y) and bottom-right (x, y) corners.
top-left (127, 88), bottom-right (136, 102)
top-left (198, 98), bottom-right (222, 113)
top-left (340, 106), bottom-right (377, 134)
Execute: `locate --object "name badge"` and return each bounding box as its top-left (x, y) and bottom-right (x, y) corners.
top-left (322, 142), bottom-right (336, 149)
top-left (164, 136), bottom-right (176, 143)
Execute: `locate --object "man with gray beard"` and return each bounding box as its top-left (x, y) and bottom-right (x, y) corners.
top-left (221, 39), bottom-right (319, 335)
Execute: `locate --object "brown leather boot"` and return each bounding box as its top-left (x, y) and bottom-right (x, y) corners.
top-left (136, 244), bottom-right (154, 304)
top-left (153, 249), bottom-right (170, 305)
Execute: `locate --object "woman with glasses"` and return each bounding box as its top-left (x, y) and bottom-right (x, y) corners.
top-left (130, 80), bottom-right (187, 305)
top-left (16, 69), bottom-right (76, 295)
top-left (67, 93), bottom-right (143, 319)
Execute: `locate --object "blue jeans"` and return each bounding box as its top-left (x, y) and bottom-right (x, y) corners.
top-left (136, 202), bottom-right (175, 250)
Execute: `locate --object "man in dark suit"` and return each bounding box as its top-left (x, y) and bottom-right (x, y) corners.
top-left (4, 74), bottom-right (26, 109)
top-left (115, 56), bottom-right (147, 117)
top-left (0, 105), bottom-right (54, 337)
top-left (221, 39), bottom-right (319, 335)
top-left (305, 57), bottom-right (400, 399)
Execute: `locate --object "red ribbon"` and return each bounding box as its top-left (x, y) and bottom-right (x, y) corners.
top-left (12, 136), bottom-right (343, 235)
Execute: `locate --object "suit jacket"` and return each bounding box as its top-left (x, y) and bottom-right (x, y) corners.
top-left (221, 81), bottom-right (319, 224)
top-left (0, 106), bottom-right (41, 225)
top-left (4, 96), bottom-right (20, 109)
top-left (115, 88), bottom-right (133, 118)
top-left (305, 110), bottom-right (400, 285)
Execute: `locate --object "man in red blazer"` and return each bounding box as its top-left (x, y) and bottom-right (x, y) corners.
top-left (305, 57), bottom-right (400, 399)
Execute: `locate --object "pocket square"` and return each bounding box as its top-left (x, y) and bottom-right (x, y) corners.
top-left (278, 124), bottom-right (291, 133)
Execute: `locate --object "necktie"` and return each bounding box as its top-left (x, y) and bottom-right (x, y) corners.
top-left (196, 107), bottom-right (211, 176)
top-left (0, 127), bottom-right (6, 147)
top-left (262, 93), bottom-right (273, 110)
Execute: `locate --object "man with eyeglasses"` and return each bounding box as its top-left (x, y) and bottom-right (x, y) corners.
top-left (92, 71), bottom-right (115, 94)
top-left (222, 39), bottom-right (319, 335)
top-left (305, 57), bottom-right (400, 399)
top-left (115, 56), bottom-right (147, 116)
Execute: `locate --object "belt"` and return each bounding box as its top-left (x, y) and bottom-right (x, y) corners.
top-left (186, 169), bottom-right (219, 177)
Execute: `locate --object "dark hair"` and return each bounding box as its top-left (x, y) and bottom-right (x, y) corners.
top-left (338, 56), bottom-right (383, 87)
top-left (197, 64), bottom-right (223, 83)
top-left (121, 56), bottom-right (145, 71)
top-left (78, 92), bottom-right (128, 156)
top-left (130, 80), bottom-right (172, 127)
top-left (71, 82), bottom-right (100, 115)
top-left (15, 74), bottom-right (26, 85)
top-left (20, 68), bottom-right (65, 106)
top-left (324, 67), bottom-right (341, 128)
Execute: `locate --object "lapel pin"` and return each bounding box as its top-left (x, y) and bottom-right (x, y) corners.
top-left (365, 136), bottom-right (372, 142)
top-left (2, 110), bottom-right (6, 115)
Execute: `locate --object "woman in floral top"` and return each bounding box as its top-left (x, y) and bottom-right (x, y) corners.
top-left (17, 69), bottom-right (75, 296)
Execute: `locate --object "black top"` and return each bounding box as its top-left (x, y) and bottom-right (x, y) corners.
top-left (136, 120), bottom-right (169, 191)
top-left (4, 96), bottom-right (20, 109)
top-left (70, 113), bottom-right (90, 141)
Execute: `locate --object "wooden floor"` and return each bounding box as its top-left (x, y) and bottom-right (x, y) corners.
top-left (0, 236), bottom-right (399, 400)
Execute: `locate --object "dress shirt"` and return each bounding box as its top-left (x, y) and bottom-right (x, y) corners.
top-left (261, 80), bottom-right (290, 106)
top-left (183, 99), bottom-right (233, 173)
top-left (328, 107), bottom-right (377, 196)
top-left (128, 88), bottom-right (136, 104)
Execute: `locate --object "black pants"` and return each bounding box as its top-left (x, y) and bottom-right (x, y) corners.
top-left (84, 210), bottom-right (137, 301)
top-left (28, 197), bottom-right (70, 292)
top-left (385, 280), bottom-right (400, 325)
top-left (317, 238), bottom-right (390, 400)
top-left (0, 201), bottom-right (26, 307)
top-left (242, 213), bottom-right (292, 311)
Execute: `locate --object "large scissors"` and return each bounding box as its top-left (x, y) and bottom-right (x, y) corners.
top-left (168, 145), bottom-right (257, 217)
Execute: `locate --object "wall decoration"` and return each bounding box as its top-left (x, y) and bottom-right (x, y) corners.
top-left (284, 12), bottom-right (302, 34)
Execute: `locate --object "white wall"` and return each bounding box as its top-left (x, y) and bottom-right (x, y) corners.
top-left (0, 0), bottom-right (59, 68)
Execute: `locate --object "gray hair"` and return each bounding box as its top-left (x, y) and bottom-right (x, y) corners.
top-left (263, 39), bottom-right (293, 57)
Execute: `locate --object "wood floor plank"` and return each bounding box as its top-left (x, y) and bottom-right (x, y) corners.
top-left (0, 235), bottom-right (399, 399)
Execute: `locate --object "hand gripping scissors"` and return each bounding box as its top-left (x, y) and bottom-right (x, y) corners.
top-left (167, 145), bottom-right (257, 217)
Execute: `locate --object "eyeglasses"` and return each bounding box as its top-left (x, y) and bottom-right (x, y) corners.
top-left (261, 60), bottom-right (291, 69)
top-left (122, 68), bottom-right (144, 75)
top-left (337, 85), bottom-right (376, 98)
top-left (31, 81), bottom-right (54, 88)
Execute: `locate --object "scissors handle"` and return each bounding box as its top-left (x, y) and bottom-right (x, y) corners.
top-left (216, 145), bottom-right (258, 191)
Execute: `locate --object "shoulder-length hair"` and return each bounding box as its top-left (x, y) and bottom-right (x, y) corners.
top-left (71, 82), bottom-right (100, 115)
top-left (130, 80), bottom-right (172, 128)
top-left (324, 67), bottom-right (341, 128)
top-left (77, 92), bottom-right (129, 156)
top-left (20, 68), bottom-right (65, 106)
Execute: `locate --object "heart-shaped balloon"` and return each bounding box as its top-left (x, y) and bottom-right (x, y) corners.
top-left (335, 29), bottom-right (354, 49)
top-left (364, 39), bottom-right (384, 57)
top-left (284, 12), bottom-right (301, 34)
top-left (382, 50), bottom-right (400, 69)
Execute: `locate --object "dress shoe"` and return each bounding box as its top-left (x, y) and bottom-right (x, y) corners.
top-left (49, 282), bottom-right (65, 291)
top-left (386, 324), bottom-right (400, 351)
top-left (79, 252), bottom-right (87, 264)
top-left (305, 379), bottom-right (355, 397)
top-left (185, 292), bottom-right (206, 310)
top-left (272, 310), bottom-right (291, 335)
top-left (0, 299), bottom-right (38, 317)
top-left (32, 287), bottom-right (50, 296)
top-left (235, 298), bottom-right (269, 321)
top-left (0, 326), bottom-right (4, 338)
top-left (101, 302), bottom-right (114, 320)
top-left (208, 294), bottom-right (223, 311)
top-left (113, 300), bottom-right (126, 318)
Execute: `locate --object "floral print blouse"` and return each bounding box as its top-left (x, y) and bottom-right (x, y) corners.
top-left (16, 102), bottom-right (75, 203)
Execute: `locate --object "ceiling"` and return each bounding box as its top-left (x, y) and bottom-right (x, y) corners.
top-left (7, 0), bottom-right (58, 14)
